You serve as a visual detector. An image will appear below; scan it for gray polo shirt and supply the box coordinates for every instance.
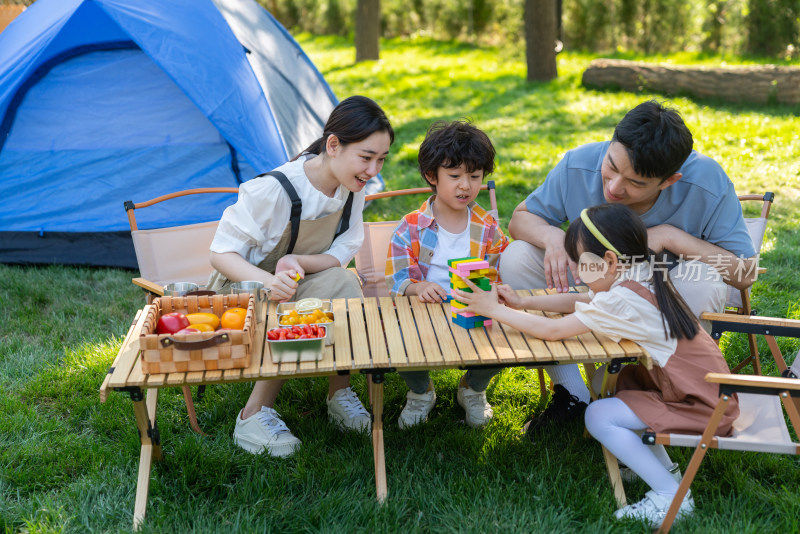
[524,141,755,258]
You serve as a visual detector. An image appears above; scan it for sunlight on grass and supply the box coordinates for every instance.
[2,36,800,534]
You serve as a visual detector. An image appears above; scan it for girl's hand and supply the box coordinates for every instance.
[453,279,501,317]
[272,255,304,301]
[496,284,522,309]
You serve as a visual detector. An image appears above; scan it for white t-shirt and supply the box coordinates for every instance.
[210,155,365,267]
[427,219,470,292]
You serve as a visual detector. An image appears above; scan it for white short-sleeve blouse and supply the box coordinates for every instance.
[572,265,678,367]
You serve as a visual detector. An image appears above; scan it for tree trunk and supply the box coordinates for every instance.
[355,0,380,63]
[524,0,557,82]
[582,59,800,105]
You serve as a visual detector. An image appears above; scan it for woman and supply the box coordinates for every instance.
[208,96,394,456]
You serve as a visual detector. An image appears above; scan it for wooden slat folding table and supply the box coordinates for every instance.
[101,291,648,529]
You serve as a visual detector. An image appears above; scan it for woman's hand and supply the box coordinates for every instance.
[452,279,502,317]
[271,255,304,301]
[496,284,523,309]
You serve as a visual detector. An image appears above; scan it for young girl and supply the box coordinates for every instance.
[454,203,739,528]
[207,96,394,457]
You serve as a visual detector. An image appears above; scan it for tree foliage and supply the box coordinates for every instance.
[258,0,800,59]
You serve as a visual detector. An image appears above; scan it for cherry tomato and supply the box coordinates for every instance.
[267,330,279,340]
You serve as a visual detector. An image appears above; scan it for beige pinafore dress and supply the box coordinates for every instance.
[206,172,362,301]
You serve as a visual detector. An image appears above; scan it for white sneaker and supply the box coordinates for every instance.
[327,387,371,432]
[614,489,694,528]
[620,462,682,484]
[233,407,300,457]
[398,389,436,429]
[457,386,494,427]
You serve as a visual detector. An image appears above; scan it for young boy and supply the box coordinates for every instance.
[385,120,509,429]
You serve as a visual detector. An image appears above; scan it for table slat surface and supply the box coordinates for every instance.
[105,295,645,390]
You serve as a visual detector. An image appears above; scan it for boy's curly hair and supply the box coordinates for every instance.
[418,120,495,190]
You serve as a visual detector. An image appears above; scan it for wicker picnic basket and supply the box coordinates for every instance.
[139,293,255,374]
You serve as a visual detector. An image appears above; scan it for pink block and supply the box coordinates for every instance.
[483,319,493,326]
[453,307,476,317]
[456,259,490,270]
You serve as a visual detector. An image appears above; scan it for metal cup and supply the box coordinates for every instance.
[163,282,199,297]
[231,281,265,323]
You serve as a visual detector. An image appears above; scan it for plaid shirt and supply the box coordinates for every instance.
[385,195,509,297]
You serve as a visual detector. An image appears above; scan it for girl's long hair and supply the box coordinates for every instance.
[294,95,394,160]
[564,203,698,340]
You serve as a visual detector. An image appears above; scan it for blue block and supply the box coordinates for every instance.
[452,313,487,329]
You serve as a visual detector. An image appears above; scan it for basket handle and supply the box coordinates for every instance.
[160,332,231,350]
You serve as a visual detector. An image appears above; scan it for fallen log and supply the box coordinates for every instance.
[582,58,800,105]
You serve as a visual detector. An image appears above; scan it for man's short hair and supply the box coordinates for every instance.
[612,100,693,181]
[418,120,495,189]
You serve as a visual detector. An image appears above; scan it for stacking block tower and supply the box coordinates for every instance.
[448,257,494,328]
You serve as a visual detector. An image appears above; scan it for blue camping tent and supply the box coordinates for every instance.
[0,0,380,267]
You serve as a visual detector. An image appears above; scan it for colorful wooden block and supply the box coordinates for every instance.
[450,277,491,290]
[452,259,490,271]
[451,313,488,329]
[447,257,478,268]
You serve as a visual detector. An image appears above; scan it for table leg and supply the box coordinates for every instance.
[130,388,161,530]
[369,375,387,503]
[601,445,627,507]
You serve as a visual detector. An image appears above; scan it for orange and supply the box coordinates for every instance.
[220,307,247,329]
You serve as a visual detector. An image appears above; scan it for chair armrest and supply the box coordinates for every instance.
[132,277,165,297]
[705,372,800,392]
[702,312,800,339]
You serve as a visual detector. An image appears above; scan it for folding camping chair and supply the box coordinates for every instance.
[600,314,800,534]
[124,187,239,300]
[124,187,238,435]
[355,182,550,398]
[713,192,775,374]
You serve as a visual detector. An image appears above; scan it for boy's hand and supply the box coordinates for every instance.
[453,279,501,316]
[496,284,522,309]
[407,281,449,303]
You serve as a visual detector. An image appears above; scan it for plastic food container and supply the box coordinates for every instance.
[267,327,326,363]
[276,300,335,346]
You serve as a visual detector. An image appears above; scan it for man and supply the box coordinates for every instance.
[501,100,757,437]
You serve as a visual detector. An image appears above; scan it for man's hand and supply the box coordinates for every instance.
[543,240,580,293]
[406,281,448,303]
[508,205,579,292]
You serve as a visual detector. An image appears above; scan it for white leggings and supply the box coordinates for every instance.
[585,397,680,498]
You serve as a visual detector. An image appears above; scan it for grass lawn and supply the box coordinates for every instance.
[1,36,799,533]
